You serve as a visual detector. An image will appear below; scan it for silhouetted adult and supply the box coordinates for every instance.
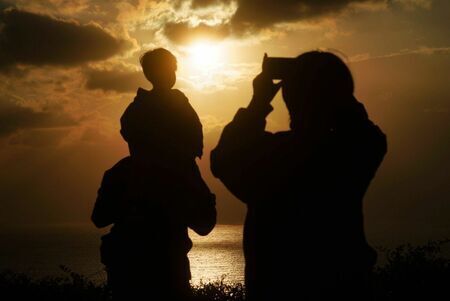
[211,51,387,300]
[92,48,216,301]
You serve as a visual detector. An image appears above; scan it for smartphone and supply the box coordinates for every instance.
[263,56,297,79]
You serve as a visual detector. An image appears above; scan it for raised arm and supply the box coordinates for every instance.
[210,72,281,203]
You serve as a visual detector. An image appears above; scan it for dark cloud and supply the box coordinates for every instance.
[167,1,382,41]
[191,0,232,9]
[84,67,147,93]
[0,8,133,70]
[0,97,77,137]
[228,0,382,32]
[163,22,230,44]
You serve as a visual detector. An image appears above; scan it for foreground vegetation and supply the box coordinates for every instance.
[1,240,449,300]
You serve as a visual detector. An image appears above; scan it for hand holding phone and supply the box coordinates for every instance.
[248,54,283,109]
[263,54,297,79]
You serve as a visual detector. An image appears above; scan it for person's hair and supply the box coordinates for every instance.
[283,51,355,128]
[292,51,353,97]
[139,48,177,86]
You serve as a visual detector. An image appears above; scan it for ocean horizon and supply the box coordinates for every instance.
[1,223,449,285]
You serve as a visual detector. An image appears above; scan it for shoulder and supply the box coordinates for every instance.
[135,87,150,100]
[121,88,149,116]
[112,156,132,168]
[129,88,153,108]
[170,89,200,120]
[104,156,132,181]
[170,89,190,104]
[171,88,187,98]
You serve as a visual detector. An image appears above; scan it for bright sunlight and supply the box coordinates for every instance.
[181,40,229,90]
[187,41,223,69]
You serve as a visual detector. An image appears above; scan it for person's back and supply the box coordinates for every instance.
[211,51,387,300]
[92,155,215,300]
[92,157,183,297]
[239,105,384,298]
[121,87,203,163]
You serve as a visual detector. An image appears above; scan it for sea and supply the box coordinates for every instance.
[1,223,449,285]
[0,224,245,284]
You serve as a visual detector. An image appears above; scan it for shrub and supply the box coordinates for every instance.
[373,239,450,300]
[1,240,449,300]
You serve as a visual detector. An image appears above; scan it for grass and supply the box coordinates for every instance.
[0,266,106,301]
[1,240,449,300]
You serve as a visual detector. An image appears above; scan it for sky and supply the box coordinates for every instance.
[0,0,449,242]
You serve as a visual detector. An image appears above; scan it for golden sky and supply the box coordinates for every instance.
[0,0,449,240]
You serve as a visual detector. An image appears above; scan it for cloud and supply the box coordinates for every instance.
[0,96,77,137]
[199,114,227,134]
[0,8,133,70]
[9,0,91,16]
[163,21,230,45]
[179,61,259,92]
[191,0,232,9]
[350,46,450,62]
[163,0,386,42]
[84,67,147,93]
[393,0,432,10]
[8,128,70,147]
[230,0,384,32]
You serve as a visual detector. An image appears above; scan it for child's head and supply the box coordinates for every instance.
[140,48,177,90]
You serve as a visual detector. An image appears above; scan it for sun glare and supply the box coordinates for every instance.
[188,41,223,69]
[181,40,228,90]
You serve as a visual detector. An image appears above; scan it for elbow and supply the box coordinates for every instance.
[91,212,111,229]
[92,220,111,229]
[191,211,217,236]
[193,222,216,236]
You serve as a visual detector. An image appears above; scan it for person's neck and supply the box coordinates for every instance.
[152,86,171,92]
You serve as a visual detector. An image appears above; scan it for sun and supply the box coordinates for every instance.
[181,40,227,89]
[187,41,224,71]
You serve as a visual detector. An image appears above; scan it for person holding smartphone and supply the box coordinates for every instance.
[211,51,387,300]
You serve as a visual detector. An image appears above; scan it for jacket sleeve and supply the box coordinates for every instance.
[184,100,204,159]
[176,91,204,159]
[210,102,274,203]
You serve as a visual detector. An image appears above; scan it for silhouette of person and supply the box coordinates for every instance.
[121,48,203,162]
[211,51,387,300]
[92,48,216,301]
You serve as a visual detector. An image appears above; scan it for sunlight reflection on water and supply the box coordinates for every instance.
[2,223,448,285]
[189,225,244,284]
[0,224,245,284]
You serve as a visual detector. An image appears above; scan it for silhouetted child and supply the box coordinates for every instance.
[120,48,203,162]
[92,48,216,301]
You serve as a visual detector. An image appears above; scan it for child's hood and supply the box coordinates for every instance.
[134,87,189,104]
